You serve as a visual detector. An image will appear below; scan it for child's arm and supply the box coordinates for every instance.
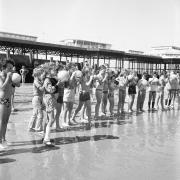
[86,76,94,86]
[34,79,44,91]
[137,79,141,88]
[0,72,12,90]
[43,78,56,93]
[102,73,108,83]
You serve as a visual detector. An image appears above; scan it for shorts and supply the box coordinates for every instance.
[103,91,108,94]
[0,98,10,108]
[128,86,136,95]
[57,96,63,104]
[170,89,177,94]
[79,92,90,102]
[43,94,56,113]
[63,89,75,102]
[32,96,45,110]
[108,92,114,98]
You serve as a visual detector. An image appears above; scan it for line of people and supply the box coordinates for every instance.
[28,61,180,146]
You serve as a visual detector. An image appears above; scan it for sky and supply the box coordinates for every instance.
[0,0,180,51]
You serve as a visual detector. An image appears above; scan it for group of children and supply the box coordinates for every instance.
[28,60,180,146]
[1,57,180,149]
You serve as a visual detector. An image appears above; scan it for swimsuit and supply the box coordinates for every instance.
[79,91,90,102]
[0,98,10,107]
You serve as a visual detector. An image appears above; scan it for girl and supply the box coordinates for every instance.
[28,67,45,132]
[156,71,166,110]
[42,63,60,146]
[127,71,138,113]
[148,72,159,111]
[54,64,64,131]
[136,72,148,112]
[71,68,94,128]
[62,63,78,128]
[108,74,116,116]
[116,70,128,114]
[94,65,108,119]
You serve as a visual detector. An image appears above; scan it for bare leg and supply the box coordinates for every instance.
[35,108,43,131]
[71,101,84,121]
[54,103,62,129]
[44,111,54,144]
[85,100,92,123]
[2,106,11,141]
[62,102,69,125]
[95,90,102,118]
[101,93,108,115]
[109,96,114,115]
[0,104,7,143]
[68,102,74,125]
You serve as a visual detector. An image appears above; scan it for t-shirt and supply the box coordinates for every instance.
[158,76,166,91]
[116,76,127,91]
[169,74,178,89]
[149,77,159,91]
[138,78,148,91]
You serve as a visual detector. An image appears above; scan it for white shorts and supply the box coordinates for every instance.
[63,88,75,103]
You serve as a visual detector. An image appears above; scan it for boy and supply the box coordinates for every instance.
[0,59,19,150]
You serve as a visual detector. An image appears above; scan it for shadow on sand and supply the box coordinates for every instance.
[0,135,119,157]
[0,158,16,164]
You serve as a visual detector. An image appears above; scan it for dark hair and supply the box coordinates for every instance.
[56,64,64,72]
[2,59,15,70]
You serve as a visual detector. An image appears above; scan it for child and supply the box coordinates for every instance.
[54,64,65,131]
[169,71,178,109]
[156,71,166,110]
[136,72,148,112]
[94,65,108,119]
[28,67,45,132]
[108,74,116,116]
[101,64,109,116]
[62,63,77,127]
[127,71,138,113]
[148,72,159,110]
[42,64,60,146]
[116,70,128,114]
[71,68,94,128]
[0,59,20,150]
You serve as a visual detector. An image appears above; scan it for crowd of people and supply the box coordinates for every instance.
[1,58,180,149]
[27,60,180,146]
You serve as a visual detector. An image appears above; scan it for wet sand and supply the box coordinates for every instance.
[0,84,180,180]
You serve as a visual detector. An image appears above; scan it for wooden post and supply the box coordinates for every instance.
[97,54,99,68]
[116,58,117,69]
[36,50,38,59]
[77,55,79,63]
[71,55,73,62]
[45,50,47,60]
[59,53,62,62]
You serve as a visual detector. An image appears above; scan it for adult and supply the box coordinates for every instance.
[20,65,29,83]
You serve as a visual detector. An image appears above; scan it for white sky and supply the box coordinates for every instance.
[0,0,180,51]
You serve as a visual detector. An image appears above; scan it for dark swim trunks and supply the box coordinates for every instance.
[79,92,90,102]
[57,96,63,104]
[0,98,10,107]
[128,85,136,95]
